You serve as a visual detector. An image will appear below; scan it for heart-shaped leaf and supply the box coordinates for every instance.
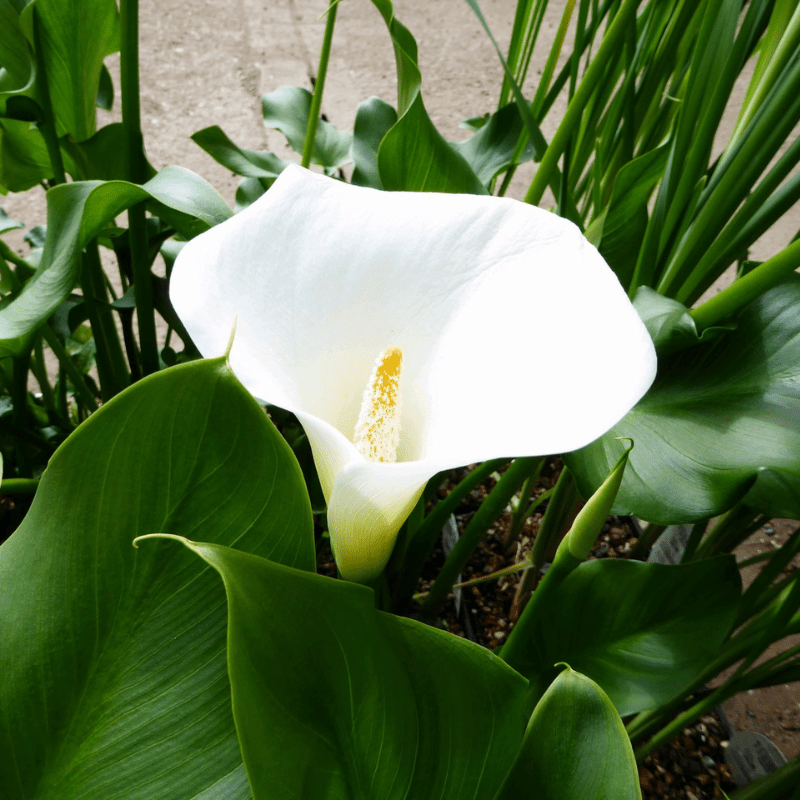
[567,278,800,522]
[147,536,529,800]
[501,556,741,716]
[369,0,487,194]
[0,358,314,799]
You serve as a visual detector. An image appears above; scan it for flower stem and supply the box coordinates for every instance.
[301,0,339,169]
[40,325,99,413]
[393,458,508,612]
[690,238,800,332]
[120,0,159,376]
[0,478,40,496]
[80,241,129,400]
[420,457,540,617]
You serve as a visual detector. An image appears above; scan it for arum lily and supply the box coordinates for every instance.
[170,165,656,583]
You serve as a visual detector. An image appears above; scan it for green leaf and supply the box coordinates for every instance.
[567,278,800,523]
[261,85,352,169]
[192,125,291,179]
[632,285,734,354]
[0,117,52,192]
[351,96,397,189]
[590,145,669,289]
[501,556,741,716]
[369,0,487,194]
[0,0,34,97]
[151,536,529,800]
[0,206,23,234]
[0,358,315,799]
[21,0,119,141]
[0,167,230,348]
[60,122,157,182]
[451,102,534,188]
[495,666,641,800]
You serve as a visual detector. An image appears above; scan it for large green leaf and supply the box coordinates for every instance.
[501,556,741,716]
[150,536,529,800]
[369,0,487,194]
[495,667,641,800]
[0,357,315,799]
[567,278,800,523]
[20,0,119,141]
[0,167,230,348]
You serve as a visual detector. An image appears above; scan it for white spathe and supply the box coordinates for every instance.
[170,165,657,583]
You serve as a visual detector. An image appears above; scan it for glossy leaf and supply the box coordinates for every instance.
[0,358,314,799]
[151,536,529,800]
[60,122,157,182]
[495,666,641,800]
[567,278,800,523]
[351,96,397,189]
[261,85,352,169]
[0,167,230,347]
[588,145,669,288]
[20,0,119,141]
[501,556,741,716]
[0,117,52,192]
[0,0,33,98]
[192,124,291,179]
[369,0,487,194]
[451,102,534,188]
[632,286,734,354]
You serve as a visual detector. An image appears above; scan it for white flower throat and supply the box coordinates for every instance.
[353,347,403,463]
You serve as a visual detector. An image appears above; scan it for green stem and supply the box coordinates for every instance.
[506,485,553,552]
[693,502,763,560]
[120,0,158,376]
[41,326,99,412]
[420,457,541,617]
[729,755,800,800]
[524,0,643,206]
[633,682,729,761]
[501,535,583,675]
[690,239,800,332]
[301,0,339,169]
[679,519,709,563]
[30,333,62,426]
[394,458,507,611]
[32,8,67,185]
[0,478,40,496]
[11,346,33,477]
[504,457,545,551]
[629,521,667,559]
[80,242,129,400]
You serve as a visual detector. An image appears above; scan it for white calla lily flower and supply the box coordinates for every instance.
[170,165,656,583]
